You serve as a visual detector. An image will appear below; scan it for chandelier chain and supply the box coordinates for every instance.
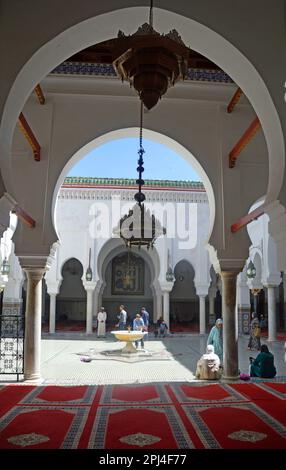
[149,0,153,28]
[139,100,144,151]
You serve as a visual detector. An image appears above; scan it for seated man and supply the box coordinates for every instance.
[250,344,276,378]
[196,345,222,380]
[158,320,168,338]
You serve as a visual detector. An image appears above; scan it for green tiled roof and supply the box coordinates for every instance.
[63,176,205,190]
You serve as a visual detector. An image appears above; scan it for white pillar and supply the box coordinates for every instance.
[267,285,277,341]
[156,293,162,321]
[209,295,214,315]
[84,282,97,334]
[86,288,93,334]
[199,295,206,334]
[93,288,99,320]
[49,293,56,333]
[24,268,45,381]
[163,291,170,328]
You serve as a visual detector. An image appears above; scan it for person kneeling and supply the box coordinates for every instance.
[250,344,276,378]
[196,345,222,380]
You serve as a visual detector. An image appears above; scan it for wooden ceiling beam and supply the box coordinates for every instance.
[18,112,41,161]
[231,205,264,233]
[227,87,243,113]
[34,84,45,104]
[229,117,261,168]
[11,205,36,228]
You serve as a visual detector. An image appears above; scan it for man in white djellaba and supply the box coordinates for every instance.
[97,307,107,337]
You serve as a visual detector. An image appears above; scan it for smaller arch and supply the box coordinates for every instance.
[170,259,198,329]
[97,237,160,284]
[56,257,86,329]
[52,129,215,245]
[103,253,153,323]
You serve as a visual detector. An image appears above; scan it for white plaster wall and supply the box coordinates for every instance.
[45,186,212,306]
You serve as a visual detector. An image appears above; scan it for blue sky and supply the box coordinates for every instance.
[68,138,201,181]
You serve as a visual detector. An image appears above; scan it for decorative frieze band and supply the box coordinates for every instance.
[58,188,208,204]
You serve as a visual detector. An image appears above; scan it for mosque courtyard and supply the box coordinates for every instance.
[3,332,284,385]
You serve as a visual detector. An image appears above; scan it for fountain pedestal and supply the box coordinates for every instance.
[111,330,146,354]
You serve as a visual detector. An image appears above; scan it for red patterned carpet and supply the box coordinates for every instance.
[1,381,286,449]
[261,330,286,341]
[42,322,200,333]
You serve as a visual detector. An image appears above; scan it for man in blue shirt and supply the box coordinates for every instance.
[141,307,149,342]
[141,307,149,327]
[133,313,145,349]
[118,305,127,330]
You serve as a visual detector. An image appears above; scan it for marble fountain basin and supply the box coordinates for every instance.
[111,330,147,354]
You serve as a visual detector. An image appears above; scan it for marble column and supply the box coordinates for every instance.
[49,293,56,334]
[84,282,97,334]
[199,295,206,334]
[24,268,45,381]
[221,271,239,381]
[267,285,277,341]
[93,288,99,321]
[86,288,94,334]
[208,287,216,326]
[156,293,162,320]
[163,291,170,328]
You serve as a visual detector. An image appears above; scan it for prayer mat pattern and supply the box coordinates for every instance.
[0,382,286,449]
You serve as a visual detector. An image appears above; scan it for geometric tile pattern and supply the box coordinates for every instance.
[51,62,234,84]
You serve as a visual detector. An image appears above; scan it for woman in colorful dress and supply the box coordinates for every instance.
[247,313,261,351]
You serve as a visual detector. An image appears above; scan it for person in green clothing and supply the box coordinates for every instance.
[250,344,277,378]
[207,318,223,363]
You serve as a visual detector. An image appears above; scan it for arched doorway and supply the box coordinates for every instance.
[101,251,154,326]
[97,238,159,327]
[56,258,86,331]
[170,260,198,331]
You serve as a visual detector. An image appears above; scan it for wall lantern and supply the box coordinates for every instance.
[246,260,256,279]
[1,258,10,276]
[85,248,93,281]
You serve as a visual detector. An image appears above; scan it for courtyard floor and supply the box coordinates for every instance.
[1,332,285,385]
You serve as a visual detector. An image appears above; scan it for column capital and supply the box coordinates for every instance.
[24,267,45,281]
[48,291,58,297]
[219,259,245,273]
[160,283,173,293]
[83,281,97,291]
[247,280,263,291]
[220,269,241,279]
[263,274,281,287]
[160,281,175,292]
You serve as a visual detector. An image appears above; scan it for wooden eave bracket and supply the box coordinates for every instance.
[11,205,36,228]
[229,117,261,168]
[34,84,45,105]
[227,87,243,113]
[231,205,264,233]
[18,112,41,161]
